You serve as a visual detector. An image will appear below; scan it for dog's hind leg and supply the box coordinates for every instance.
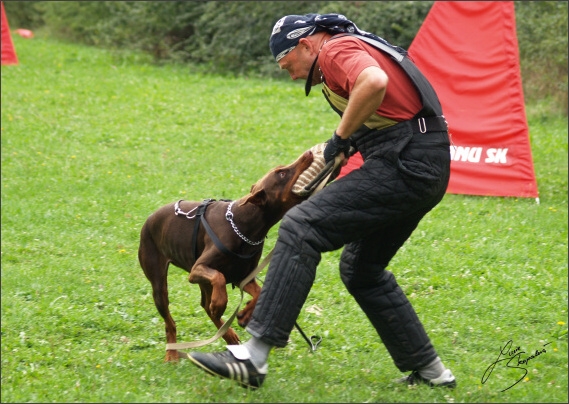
[139,234,179,362]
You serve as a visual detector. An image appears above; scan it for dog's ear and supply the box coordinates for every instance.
[240,189,267,207]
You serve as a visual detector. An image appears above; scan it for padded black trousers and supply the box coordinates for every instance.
[246,121,450,372]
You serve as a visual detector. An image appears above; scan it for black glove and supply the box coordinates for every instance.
[324,132,351,163]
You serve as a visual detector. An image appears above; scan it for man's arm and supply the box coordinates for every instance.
[335,65,388,139]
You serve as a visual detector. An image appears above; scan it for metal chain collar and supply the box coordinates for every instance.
[225,201,264,246]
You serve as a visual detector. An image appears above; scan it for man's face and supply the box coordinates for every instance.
[277,40,316,82]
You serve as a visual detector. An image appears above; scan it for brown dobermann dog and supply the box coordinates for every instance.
[139,150,315,362]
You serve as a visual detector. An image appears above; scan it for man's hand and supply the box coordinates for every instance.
[324,132,351,163]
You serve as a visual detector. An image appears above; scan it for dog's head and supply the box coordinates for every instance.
[240,149,314,216]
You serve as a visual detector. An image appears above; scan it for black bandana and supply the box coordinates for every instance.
[269,13,399,62]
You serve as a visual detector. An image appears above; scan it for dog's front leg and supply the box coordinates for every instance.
[190,264,241,345]
[190,264,228,320]
[237,279,262,328]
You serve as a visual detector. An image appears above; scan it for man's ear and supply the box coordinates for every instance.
[240,189,267,207]
[298,37,315,54]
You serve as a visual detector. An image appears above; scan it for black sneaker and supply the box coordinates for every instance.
[397,369,456,388]
[188,350,267,389]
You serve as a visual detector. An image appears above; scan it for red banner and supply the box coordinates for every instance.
[339,1,538,199]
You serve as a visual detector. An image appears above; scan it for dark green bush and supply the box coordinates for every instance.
[2,1,44,29]
[515,1,568,112]
[173,1,331,75]
[3,1,566,112]
[3,1,429,73]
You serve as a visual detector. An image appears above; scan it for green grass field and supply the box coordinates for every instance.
[1,34,567,403]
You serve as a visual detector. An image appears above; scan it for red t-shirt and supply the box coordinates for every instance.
[319,36,422,122]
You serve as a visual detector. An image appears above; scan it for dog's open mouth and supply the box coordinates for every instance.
[292,143,329,196]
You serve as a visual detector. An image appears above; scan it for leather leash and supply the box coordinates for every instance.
[166,249,274,358]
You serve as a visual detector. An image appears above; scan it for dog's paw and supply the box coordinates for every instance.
[223,328,241,345]
[237,311,253,328]
[237,317,249,328]
[237,303,255,327]
[164,350,180,362]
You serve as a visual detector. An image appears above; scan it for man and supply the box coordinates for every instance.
[188,13,456,390]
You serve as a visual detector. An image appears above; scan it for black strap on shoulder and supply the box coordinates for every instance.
[192,199,260,261]
[345,34,405,62]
